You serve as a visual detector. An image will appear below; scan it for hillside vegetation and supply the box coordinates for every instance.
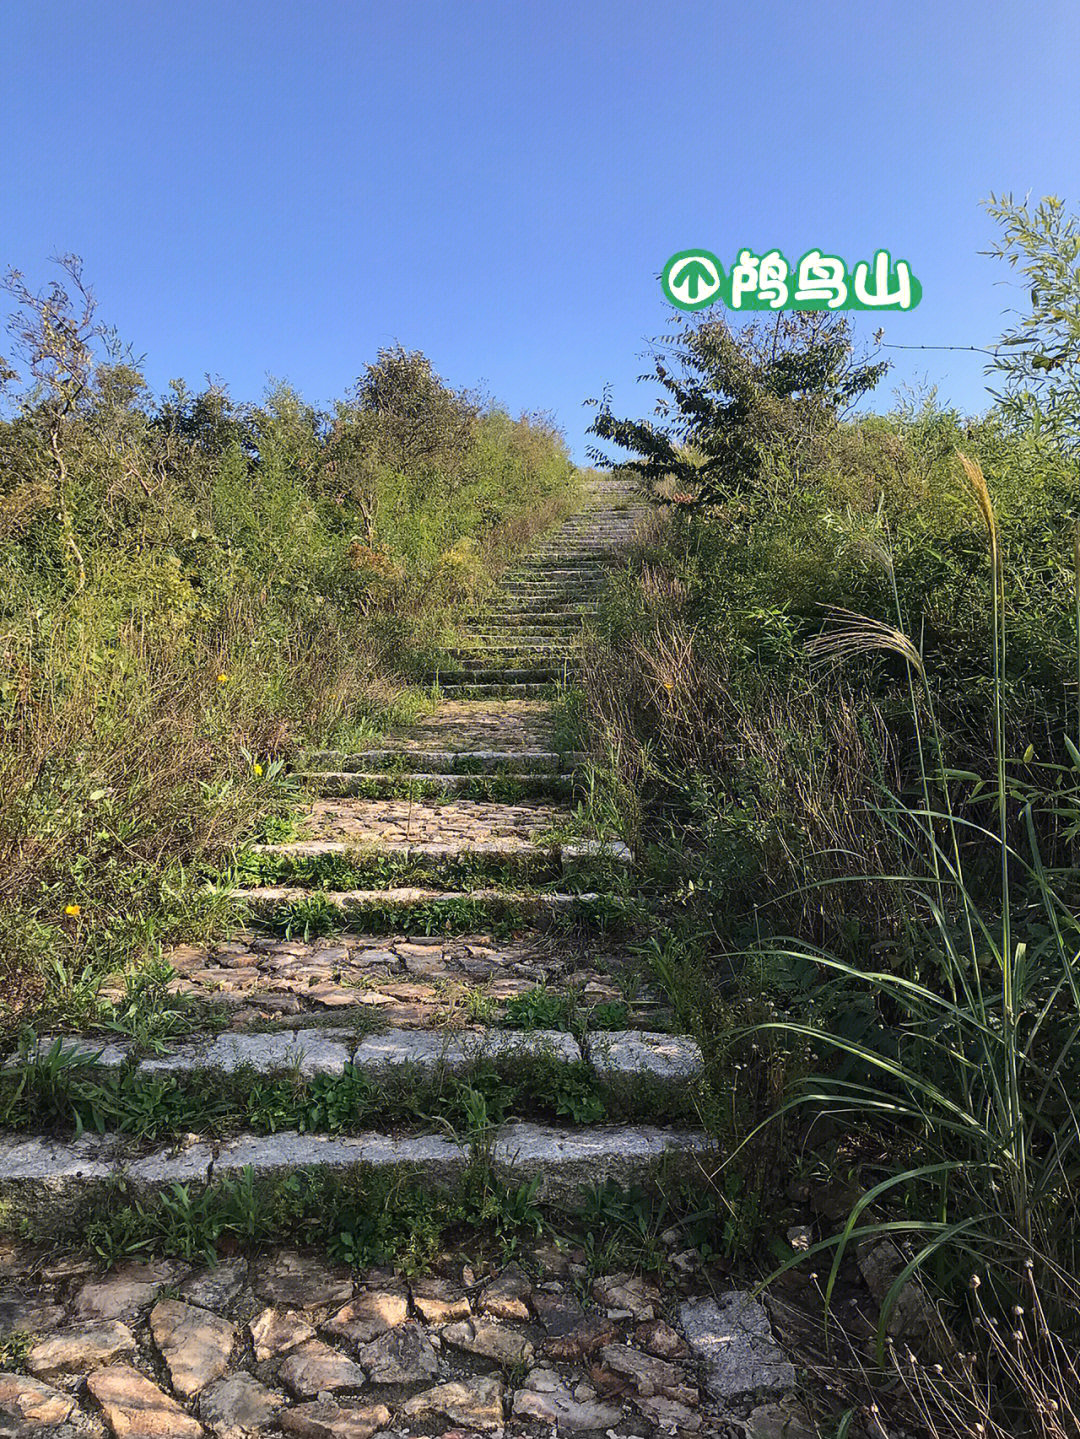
[581,196,1080,1435]
[0,259,579,1029]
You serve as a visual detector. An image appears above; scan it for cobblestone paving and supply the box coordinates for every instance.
[158,933,670,1027]
[294,798,567,848]
[386,701,554,753]
[0,1242,806,1438]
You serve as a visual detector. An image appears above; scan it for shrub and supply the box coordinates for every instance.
[0,259,580,1031]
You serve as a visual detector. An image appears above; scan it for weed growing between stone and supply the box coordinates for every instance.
[11,1160,722,1278]
[0,1041,699,1141]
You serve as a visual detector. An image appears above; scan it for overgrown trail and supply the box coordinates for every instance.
[0,480,803,1437]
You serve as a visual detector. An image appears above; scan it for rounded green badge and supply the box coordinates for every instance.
[662,250,724,311]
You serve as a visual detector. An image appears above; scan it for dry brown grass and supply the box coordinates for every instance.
[579,617,905,942]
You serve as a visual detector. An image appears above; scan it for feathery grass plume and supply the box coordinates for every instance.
[742,447,1080,1408]
[956,452,1014,1038]
[957,452,999,555]
[804,604,924,675]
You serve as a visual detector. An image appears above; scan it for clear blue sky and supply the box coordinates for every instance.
[5,0,1079,460]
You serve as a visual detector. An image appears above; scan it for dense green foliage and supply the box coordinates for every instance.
[0,260,578,1029]
[587,388,1080,947]
[588,310,886,504]
[583,203,1080,1433]
[22,1162,713,1279]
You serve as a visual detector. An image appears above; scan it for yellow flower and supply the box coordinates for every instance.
[64,904,81,917]
[253,762,263,777]
[663,681,674,691]
[217,673,231,684]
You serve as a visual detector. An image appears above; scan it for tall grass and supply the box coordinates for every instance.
[749,455,1080,1431]
[0,264,581,1032]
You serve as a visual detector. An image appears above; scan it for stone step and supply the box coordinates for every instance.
[478,610,596,624]
[536,529,644,538]
[248,836,632,879]
[484,597,600,610]
[542,517,646,527]
[500,583,602,595]
[17,1025,703,1098]
[446,656,576,668]
[438,682,556,699]
[383,698,555,744]
[513,556,612,566]
[155,928,662,1023]
[521,557,614,567]
[529,535,630,544]
[467,614,581,624]
[296,771,576,800]
[506,567,606,580]
[299,750,586,774]
[463,623,583,634]
[504,569,606,577]
[234,885,624,932]
[262,796,571,846]
[433,667,566,685]
[467,624,588,637]
[0,1121,709,1217]
[445,659,575,673]
[447,644,577,657]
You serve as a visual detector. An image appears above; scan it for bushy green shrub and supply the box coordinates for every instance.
[0,260,579,1028]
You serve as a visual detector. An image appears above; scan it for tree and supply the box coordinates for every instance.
[983,193,1080,453]
[2,255,108,589]
[350,346,478,476]
[587,311,887,507]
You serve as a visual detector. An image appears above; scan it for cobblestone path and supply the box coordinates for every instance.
[0,480,805,1438]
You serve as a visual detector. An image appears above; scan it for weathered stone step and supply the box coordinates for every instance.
[446,658,575,671]
[542,517,645,526]
[1,1123,708,1220]
[155,928,662,1025]
[478,610,596,625]
[454,634,579,647]
[500,584,602,597]
[262,796,571,848]
[466,626,586,640]
[464,622,582,633]
[249,837,631,880]
[296,771,578,805]
[506,567,606,581]
[488,589,603,601]
[529,537,632,545]
[299,750,586,774]
[434,667,566,685]
[382,698,555,751]
[445,660,575,675]
[250,838,589,863]
[533,530,643,541]
[521,566,611,574]
[504,569,605,578]
[18,1025,702,1093]
[438,682,556,699]
[458,646,577,658]
[235,885,622,931]
[515,546,612,556]
[296,770,576,800]
[487,605,595,620]
[447,645,576,659]
[500,571,605,582]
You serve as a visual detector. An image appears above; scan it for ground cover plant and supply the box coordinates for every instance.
[0,258,580,1035]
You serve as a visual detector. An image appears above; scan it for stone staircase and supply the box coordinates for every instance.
[434,482,647,698]
[0,478,804,1438]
